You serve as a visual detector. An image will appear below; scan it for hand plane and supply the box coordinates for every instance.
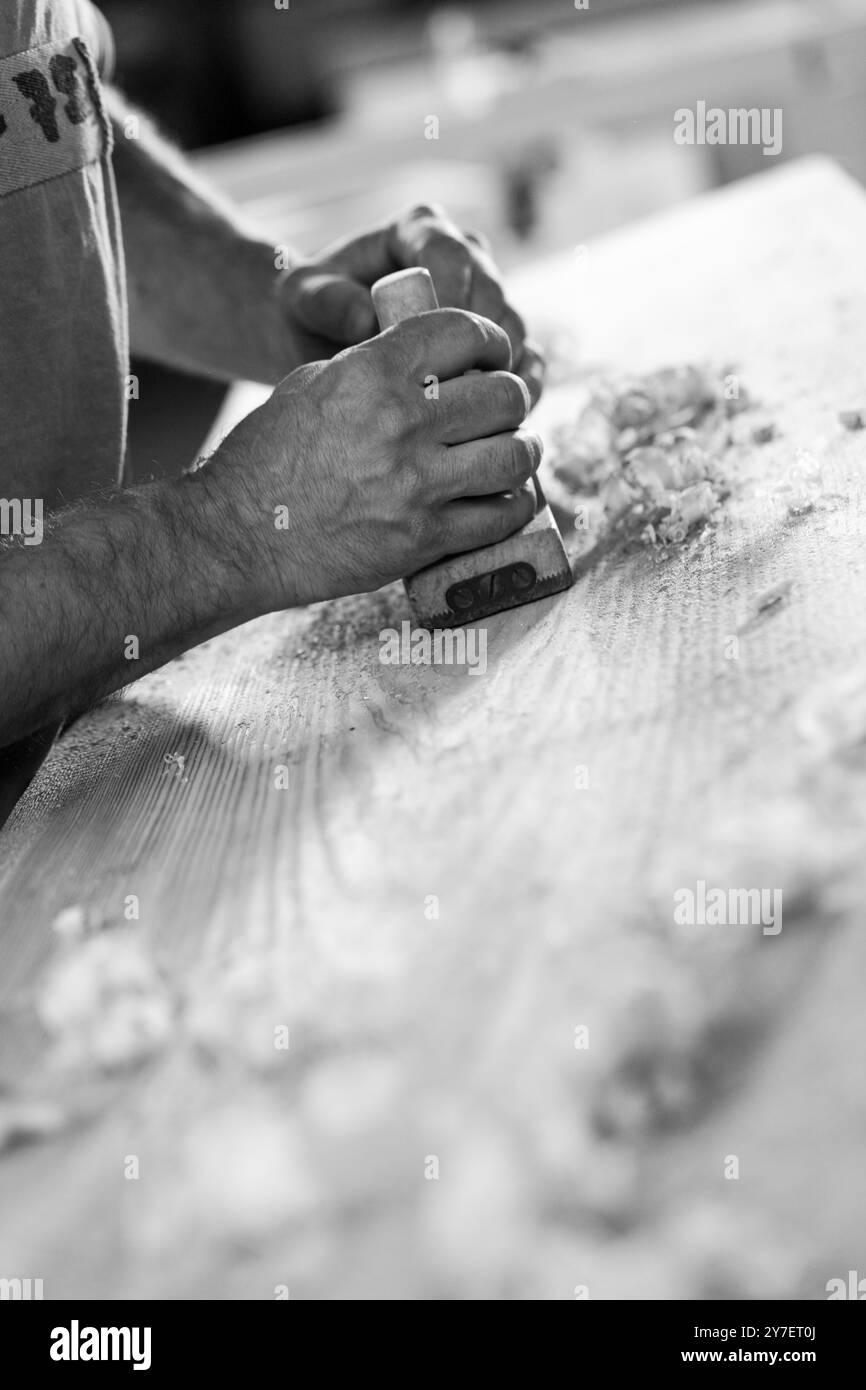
[371,266,572,629]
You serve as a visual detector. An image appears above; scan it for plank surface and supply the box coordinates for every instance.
[2,158,866,1299]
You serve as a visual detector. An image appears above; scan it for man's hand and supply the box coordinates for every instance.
[107,87,544,398]
[0,308,539,750]
[204,308,541,608]
[279,205,546,407]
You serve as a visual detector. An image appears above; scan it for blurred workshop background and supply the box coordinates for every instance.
[100,0,866,468]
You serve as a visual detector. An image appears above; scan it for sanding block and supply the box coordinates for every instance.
[371,267,573,628]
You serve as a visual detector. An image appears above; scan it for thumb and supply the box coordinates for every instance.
[282,268,377,345]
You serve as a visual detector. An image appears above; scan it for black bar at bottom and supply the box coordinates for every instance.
[0,1298,862,1375]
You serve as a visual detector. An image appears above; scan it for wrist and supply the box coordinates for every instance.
[172,466,266,628]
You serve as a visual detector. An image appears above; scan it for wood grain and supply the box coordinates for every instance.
[2,159,866,1299]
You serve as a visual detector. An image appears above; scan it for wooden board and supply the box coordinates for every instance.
[2,158,866,1299]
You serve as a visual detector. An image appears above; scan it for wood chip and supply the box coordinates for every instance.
[751,422,777,444]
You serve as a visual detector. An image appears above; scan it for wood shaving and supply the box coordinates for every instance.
[549,365,744,548]
[751,422,778,444]
[795,665,866,756]
[0,1094,66,1154]
[184,952,293,1071]
[180,1101,319,1242]
[35,933,173,1073]
[51,905,87,941]
[754,579,794,615]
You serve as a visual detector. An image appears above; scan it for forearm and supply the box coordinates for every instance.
[0,472,254,749]
[107,88,300,385]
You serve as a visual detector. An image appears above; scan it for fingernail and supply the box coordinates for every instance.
[521,430,544,468]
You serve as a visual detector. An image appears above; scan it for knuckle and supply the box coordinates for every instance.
[274,359,324,396]
[434,307,496,366]
[459,307,489,345]
[472,280,506,323]
[398,461,424,506]
[464,226,491,252]
[391,436,434,500]
[377,393,411,443]
[335,341,373,382]
[465,310,509,360]
[408,200,445,222]
[406,506,439,555]
[433,230,470,257]
[426,230,473,270]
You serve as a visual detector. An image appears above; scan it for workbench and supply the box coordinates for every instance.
[2,158,866,1299]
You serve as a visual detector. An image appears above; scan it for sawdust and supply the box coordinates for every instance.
[180,1100,319,1242]
[737,578,795,632]
[754,578,794,613]
[751,422,778,444]
[0,1092,65,1155]
[666,1201,803,1300]
[35,932,173,1073]
[125,1091,322,1258]
[795,664,866,757]
[184,950,294,1071]
[52,904,88,941]
[301,1052,399,1137]
[547,364,752,551]
[163,751,187,782]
